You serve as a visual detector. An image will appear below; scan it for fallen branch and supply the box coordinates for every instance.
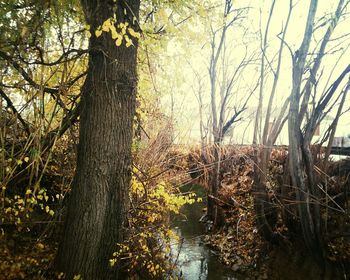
[208,194,247,210]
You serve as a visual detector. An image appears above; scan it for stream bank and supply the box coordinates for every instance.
[172,184,349,280]
[171,185,240,280]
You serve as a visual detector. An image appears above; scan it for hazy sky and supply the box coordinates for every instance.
[160,0,350,144]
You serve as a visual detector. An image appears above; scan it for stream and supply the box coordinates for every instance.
[171,185,239,280]
[170,185,347,280]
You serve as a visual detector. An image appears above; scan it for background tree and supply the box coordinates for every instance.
[252,0,293,241]
[253,0,350,265]
[288,0,350,263]
[205,0,256,225]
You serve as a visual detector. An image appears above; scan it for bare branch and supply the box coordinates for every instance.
[0,88,31,136]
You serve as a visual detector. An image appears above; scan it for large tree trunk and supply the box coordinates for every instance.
[55,1,140,279]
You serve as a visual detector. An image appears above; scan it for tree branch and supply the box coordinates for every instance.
[0,88,31,136]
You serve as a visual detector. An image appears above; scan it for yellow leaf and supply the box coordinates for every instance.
[24,157,29,162]
[95,29,102,38]
[109,259,116,266]
[102,19,111,32]
[128,27,140,39]
[110,25,118,39]
[115,37,123,46]
[121,27,126,35]
[36,243,44,250]
[125,35,133,48]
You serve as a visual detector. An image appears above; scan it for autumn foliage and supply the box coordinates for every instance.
[187,145,350,276]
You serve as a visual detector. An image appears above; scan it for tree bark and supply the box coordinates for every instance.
[55,1,140,279]
[288,0,321,258]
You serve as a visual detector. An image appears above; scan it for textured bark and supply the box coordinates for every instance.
[55,1,140,279]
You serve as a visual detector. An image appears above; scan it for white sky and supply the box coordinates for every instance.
[158,0,350,145]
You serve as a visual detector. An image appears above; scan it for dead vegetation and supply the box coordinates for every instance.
[186,145,350,277]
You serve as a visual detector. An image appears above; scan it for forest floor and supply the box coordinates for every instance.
[1,146,350,279]
[0,226,58,279]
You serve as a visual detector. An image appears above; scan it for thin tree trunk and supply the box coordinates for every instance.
[205,139,225,228]
[55,1,140,279]
[252,0,280,242]
[288,0,321,258]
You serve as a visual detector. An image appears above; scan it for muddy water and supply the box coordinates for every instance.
[171,185,240,280]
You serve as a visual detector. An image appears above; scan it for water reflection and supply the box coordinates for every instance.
[171,188,238,280]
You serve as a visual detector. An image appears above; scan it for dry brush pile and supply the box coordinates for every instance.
[187,146,266,273]
[186,145,350,276]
